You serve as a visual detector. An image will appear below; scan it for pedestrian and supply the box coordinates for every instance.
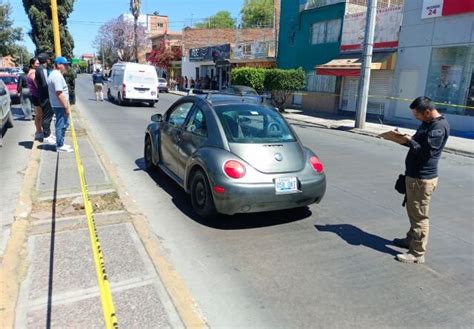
[17,66,33,120]
[392,96,450,264]
[92,69,105,101]
[47,57,73,153]
[27,58,42,136]
[184,76,188,89]
[35,53,55,144]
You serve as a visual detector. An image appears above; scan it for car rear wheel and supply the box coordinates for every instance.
[144,136,156,171]
[190,170,217,219]
[148,101,155,107]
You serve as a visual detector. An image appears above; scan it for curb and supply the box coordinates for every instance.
[285,115,474,159]
[74,99,208,328]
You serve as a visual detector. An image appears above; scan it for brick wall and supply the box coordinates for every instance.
[182,28,275,54]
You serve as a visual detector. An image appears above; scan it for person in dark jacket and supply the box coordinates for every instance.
[17,66,33,120]
[92,69,105,101]
[392,96,450,264]
[35,53,55,143]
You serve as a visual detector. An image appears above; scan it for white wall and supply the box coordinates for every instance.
[387,0,474,132]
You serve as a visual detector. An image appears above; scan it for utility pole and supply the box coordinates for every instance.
[50,0,61,56]
[355,0,377,129]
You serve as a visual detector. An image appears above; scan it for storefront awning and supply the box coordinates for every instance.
[316,51,397,77]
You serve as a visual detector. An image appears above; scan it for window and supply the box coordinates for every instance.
[216,104,296,143]
[311,19,341,44]
[167,102,194,127]
[425,45,474,116]
[186,108,207,136]
[306,72,337,93]
[157,23,164,28]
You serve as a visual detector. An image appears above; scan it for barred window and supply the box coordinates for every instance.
[307,72,337,93]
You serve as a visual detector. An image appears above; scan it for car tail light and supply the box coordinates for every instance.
[122,83,126,97]
[224,160,246,179]
[309,156,324,173]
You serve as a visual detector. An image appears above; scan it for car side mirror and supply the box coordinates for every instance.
[0,87,6,96]
[151,113,163,122]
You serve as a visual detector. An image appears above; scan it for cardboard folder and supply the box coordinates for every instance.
[378,130,411,145]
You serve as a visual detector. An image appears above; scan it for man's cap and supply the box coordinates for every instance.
[54,57,70,65]
[37,53,49,64]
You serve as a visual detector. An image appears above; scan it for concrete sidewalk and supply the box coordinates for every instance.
[11,112,186,328]
[168,90,473,157]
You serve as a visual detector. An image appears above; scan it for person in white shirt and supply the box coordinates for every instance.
[47,57,73,153]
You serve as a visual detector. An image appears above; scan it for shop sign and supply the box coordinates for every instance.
[340,6,402,52]
[233,42,271,59]
[421,0,443,19]
[189,44,231,62]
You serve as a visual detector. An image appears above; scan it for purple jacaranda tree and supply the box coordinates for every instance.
[93,18,147,63]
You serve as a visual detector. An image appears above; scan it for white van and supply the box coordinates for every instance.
[107,62,159,107]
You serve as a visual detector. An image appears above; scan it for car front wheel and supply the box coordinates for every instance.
[144,136,156,171]
[190,170,217,219]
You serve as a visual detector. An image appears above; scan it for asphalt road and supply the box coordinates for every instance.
[75,74,474,328]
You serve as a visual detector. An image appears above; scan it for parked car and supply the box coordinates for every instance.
[144,94,326,219]
[158,78,168,93]
[106,62,159,107]
[0,74,20,104]
[0,80,13,136]
[221,85,263,102]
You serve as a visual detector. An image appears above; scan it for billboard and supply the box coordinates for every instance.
[233,41,273,60]
[299,0,344,12]
[340,6,403,52]
[189,44,231,62]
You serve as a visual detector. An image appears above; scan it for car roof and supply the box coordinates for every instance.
[189,94,267,108]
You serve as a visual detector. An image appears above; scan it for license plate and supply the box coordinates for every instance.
[275,177,298,194]
[138,89,145,93]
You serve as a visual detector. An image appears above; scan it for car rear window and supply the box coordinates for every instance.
[126,70,156,84]
[215,104,296,143]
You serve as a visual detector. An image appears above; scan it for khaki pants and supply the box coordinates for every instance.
[405,176,438,256]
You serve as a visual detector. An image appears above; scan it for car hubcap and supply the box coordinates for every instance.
[195,180,206,208]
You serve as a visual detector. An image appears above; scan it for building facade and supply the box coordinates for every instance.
[386,0,474,133]
[278,0,403,112]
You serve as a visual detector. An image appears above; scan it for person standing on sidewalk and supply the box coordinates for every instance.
[27,58,41,129]
[393,96,450,264]
[17,66,33,120]
[35,53,55,143]
[47,57,73,153]
[92,69,105,101]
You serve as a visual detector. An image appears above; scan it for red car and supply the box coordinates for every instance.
[0,74,20,104]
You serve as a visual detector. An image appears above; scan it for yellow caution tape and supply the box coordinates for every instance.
[69,111,118,329]
[293,92,474,110]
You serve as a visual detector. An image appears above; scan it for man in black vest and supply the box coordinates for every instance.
[393,96,450,264]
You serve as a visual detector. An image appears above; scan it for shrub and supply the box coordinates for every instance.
[264,68,305,112]
[231,67,266,93]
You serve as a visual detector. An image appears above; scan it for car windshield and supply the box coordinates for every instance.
[0,76,17,84]
[126,70,156,84]
[215,104,296,143]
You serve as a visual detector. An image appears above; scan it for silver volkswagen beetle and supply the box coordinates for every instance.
[144,94,326,218]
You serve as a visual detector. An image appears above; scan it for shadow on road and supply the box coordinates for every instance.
[135,158,312,230]
[38,144,56,152]
[315,224,399,256]
[18,141,33,149]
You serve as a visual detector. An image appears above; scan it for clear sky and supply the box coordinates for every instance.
[10,0,244,57]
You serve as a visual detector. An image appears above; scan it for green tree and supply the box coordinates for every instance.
[195,11,236,29]
[22,0,75,58]
[231,67,266,93]
[241,0,274,28]
[264,68,305,112]
[0,1,23,56]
